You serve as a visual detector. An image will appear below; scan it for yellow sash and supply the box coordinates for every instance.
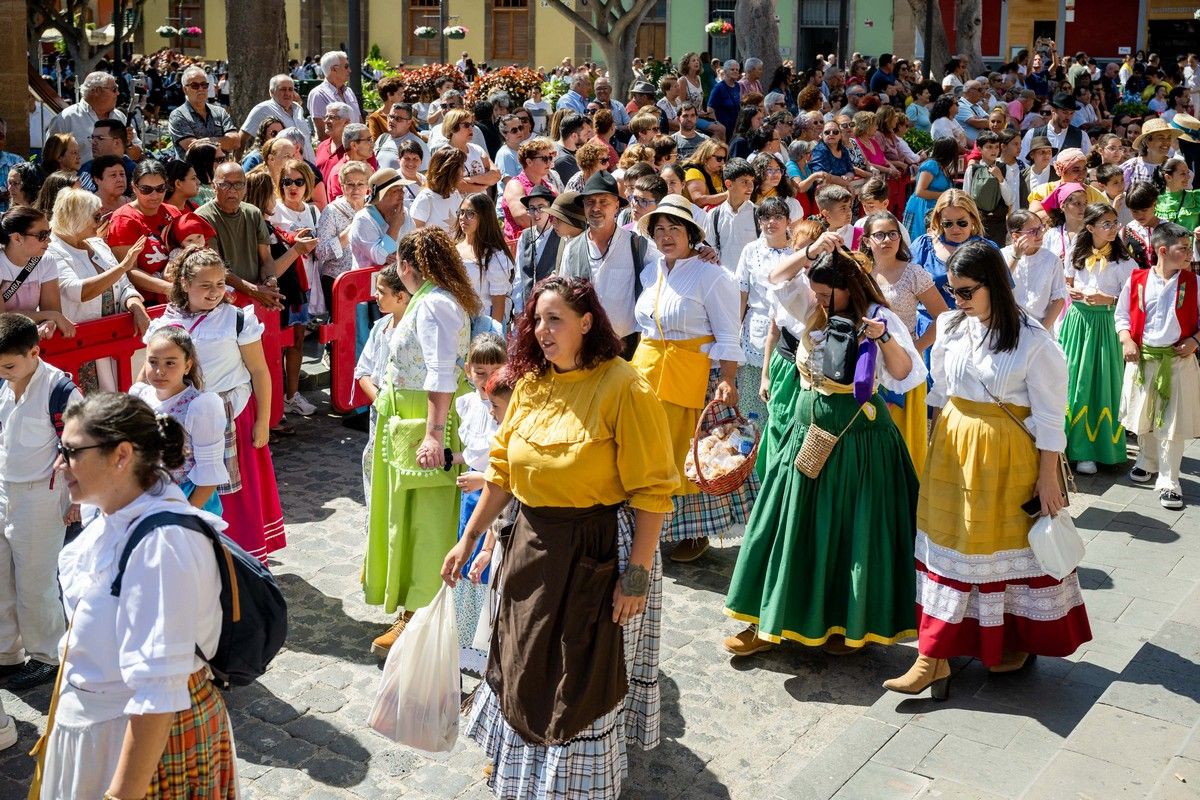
[631,335,715,409]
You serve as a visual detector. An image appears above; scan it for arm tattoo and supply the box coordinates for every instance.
[619,564,650,597]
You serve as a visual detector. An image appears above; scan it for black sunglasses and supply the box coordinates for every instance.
[949,283,985,301]
[280,177,306,188]
[940,218,971,229]
[56,441,113,462]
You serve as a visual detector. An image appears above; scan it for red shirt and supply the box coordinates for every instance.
[315,138,346,185]
[105,203,182,276]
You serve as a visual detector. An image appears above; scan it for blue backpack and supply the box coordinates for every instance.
[109,511,288,689]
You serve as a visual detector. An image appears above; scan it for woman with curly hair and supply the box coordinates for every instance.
[564,139,612,193]
[240,115,284,172]
[366,226,481,658]
[443,276,676,800]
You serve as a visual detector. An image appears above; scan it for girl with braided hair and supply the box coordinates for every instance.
[366,227,479,658]
[724,233,927,659]
[144,245,284,561]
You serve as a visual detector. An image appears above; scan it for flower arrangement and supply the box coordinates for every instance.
[414,26,438,39]
[443,25,469,39]
[706,20,733,36]
[156,25,179,37]
[467,65,545,106]
[1194,8,1200,19]
[181,26,203,36]
[541,76,570,111]
[391,63,469,103]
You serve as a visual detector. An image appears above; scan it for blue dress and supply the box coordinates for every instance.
[910,234,999,334]
[902,160,952,240]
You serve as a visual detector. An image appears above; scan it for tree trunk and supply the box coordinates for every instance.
[544,0,658,104]
[734,0,780,84]
[225,0,288,141]
[905,0,951,81]
[955,0,985,78]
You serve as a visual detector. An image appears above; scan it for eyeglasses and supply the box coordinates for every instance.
[22,229,52,242]
[457,209,477,219]
[280,177,306,188]
[56,441,112,463]
[454,123,473,131]
[839,123,853,129]
[1092,220,1119,231]
[388,115,412,123]
[764,168,783,176]
[527,154,554,163]
[528,206,549,216]
[1018,225,1046,236]
[186,82,209,90]
[713,155,727,162]
[504,127,523,136]
[940,218,971,229]
[948,283,985,301]
[215,181,247,191]
[868,230,901,242]
[343,181,369,190]
[134,183,167,194]
[823,130,840,136]
[630,196,656,209]
[91,213,106,223]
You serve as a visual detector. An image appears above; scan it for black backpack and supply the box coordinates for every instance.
[822,316,860,384]
[110,510,288,689]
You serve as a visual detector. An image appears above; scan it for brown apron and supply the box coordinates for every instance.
[486,503,627,745]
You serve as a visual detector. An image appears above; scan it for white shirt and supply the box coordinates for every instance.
[635,255,744,364]
[374,131,430,171]
[349,205,412,269]
[456,391,497,473]
[46,101,140,162]
[462,249,514,310]
[704,200,759,272]
[1019,122,1091,161]
[241,99,315,161]
[391,290,468,393]
[930,116,966,144]
[269,201,319,233]
[1065,255,1135,298]
[128,384,229,489]
[1042,226,1078,271]
[145,303,264,416]
[461,142,491,179]
[942,74,964,92]
[0,360,81,481]
[49,236,142,324]
[1116,269,1200,347]
[410,188,463,232]
[768,270,927,395]
[1001,246,1069,321]
[57,485,222,726]
[353,315,396,406]
[927,313,1068,451]
[735,238,794,366]
[562,226,659,338]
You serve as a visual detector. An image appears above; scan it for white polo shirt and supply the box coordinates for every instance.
[0,360,81,482]
[704,200,759,272]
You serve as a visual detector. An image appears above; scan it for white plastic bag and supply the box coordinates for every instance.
[471,541,502,652]
[368,584,460,751]
[1028,510,1085,580]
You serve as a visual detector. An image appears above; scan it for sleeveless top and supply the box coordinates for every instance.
[501,172,554,241]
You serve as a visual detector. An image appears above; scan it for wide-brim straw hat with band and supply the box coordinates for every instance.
[1167,113,1200,145]
[545,190,585,229]
[1133,118,1183,151]
[636,193,705,243]
[368,168,415,203]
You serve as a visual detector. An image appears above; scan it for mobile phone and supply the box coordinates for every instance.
[99,210,115,223]
[1022,493,1065,518]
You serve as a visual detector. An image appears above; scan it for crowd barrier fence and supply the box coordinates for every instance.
[317,266,380,415]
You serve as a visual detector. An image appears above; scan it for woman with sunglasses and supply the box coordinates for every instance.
[452,192,513,327]
[724,235,926,659]
[750,153,803,223]
[1060,203,1135,475]
[861,211,950,474]
[902,138,958,241]
[443,109,500,196]
[909,190,995,335]
[682,139,729,209]
[0,205,74,338]
[105,160,180,304]
[809,119,870,191]
[564,140,611,193]
[884,241,1090,699]
[501,137,562,241]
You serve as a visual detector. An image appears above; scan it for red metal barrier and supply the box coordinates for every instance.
[317,266,380,414]
[40,293,287,427]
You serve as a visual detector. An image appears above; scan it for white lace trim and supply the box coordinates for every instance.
[915,531,1046,583]
[916,569,1085,626]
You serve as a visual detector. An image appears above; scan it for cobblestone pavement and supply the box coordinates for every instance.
[1,395,1198,800]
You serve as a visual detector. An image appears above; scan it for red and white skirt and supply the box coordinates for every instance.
[219,396,285,561]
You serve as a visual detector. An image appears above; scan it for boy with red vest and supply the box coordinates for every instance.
[1115,221,1200,509]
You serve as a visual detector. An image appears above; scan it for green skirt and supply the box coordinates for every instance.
[724,389,919,646]
[754,349,801,480]
[1060,302,1126,465]
[364,386,463,613]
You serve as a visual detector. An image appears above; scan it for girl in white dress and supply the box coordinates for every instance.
[410,148,466,232]
[129,326,229,515]
[452,192,514,329]
[999,210,1068,330]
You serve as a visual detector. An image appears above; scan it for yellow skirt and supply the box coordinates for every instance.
[887,380,928,477]
[918,396,1038,556]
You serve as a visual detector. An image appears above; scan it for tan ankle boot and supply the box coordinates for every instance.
[371,610,415,658]
[989,651,1034,673]
[883,654,952,700]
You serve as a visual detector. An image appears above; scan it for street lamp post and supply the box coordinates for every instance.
[348,0,363,111]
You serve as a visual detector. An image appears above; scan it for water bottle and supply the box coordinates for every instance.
[738,439,753,457]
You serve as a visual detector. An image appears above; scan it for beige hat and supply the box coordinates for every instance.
[368,168,415,203]
[635,194,705,243]
[1168,113,1200,144]
[1133,118,1183,151]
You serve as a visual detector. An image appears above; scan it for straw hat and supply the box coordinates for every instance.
[368,168,414,203]
[636,194,705,242]
[1167,113,1200,144]
[1133,118,1182,151]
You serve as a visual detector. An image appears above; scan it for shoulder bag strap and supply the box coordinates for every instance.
[3,255,41,303]
[26,603,78,800]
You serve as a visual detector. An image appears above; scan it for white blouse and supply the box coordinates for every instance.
[269,202,319,233]
[388,289,469,393]
[456,391,497,473]
[129,383,229,488]
[354,315,398,403]
[1041,226,1077,272]
[410,188,464,232]
[146,303,264,416]
[769,269,927,395]
[462,142,490,179]
[56,484,222,723]
[1065,255,1135,298]
[927,312,1068,452]
[635,255,745,364]
[1116,269,1200,347]
[735,238,794,366]
[1000,246,1069,321]
[49,237,142,324]
[349,205,413,270]
[462,249,514,308]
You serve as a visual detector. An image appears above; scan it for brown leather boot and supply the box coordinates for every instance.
[370,610,415,658]
[822,634,864,656]
[883,654,952,700]
[989,651,1035,673]
[723,625,775,657]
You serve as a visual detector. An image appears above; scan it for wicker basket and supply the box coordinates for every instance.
[688,399,760,496]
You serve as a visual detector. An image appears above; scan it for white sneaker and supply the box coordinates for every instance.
[0,714,16,750]
[1075,461,1098,475]
[284,393,317,416]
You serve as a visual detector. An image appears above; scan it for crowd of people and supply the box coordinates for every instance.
[0,37,1196,799]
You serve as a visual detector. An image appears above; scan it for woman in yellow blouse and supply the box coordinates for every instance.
[442,276,677,800]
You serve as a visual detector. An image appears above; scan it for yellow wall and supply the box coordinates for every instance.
[368,0,406,64]
[533,2,579,71]
[139,0,300,62]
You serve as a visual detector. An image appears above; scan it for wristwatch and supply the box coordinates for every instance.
[877,330,892,344]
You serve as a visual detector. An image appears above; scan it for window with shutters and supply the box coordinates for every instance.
[635,0,668,60]
[408,0,440,60]
[171,1,205,57]
[491,0,530,63]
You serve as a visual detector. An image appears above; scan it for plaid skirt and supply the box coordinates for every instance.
[465,506,663,799]
[146,671,237,799]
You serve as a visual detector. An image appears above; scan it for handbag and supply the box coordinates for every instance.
[1027,510,1086,579]
[793,395,866,479]
[368,584,460,751]
[27,606,77,800]
[821,316,860,384]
